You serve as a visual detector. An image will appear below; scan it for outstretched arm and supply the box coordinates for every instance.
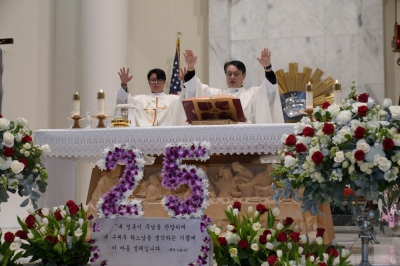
[118,67,133,91]
[256,48,276,85]
[183,49,197,71]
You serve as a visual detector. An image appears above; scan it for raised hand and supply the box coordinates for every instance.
[183,49,198,71]
[118,67,133,84]
[256,48,271,67]
[178,67,188,82]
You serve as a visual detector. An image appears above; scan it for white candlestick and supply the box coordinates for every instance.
[73,92,80,116]
[306,82,313,109]
[334,80,341,106]
[97,90,105,115]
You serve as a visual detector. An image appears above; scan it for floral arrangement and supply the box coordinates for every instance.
[96,143,146,218]
[208,201,352,266]
[10,200,91,266]
[0,228,27,266]
[272,84,400,217]
[0,116,49,209]
[161,141,210,219]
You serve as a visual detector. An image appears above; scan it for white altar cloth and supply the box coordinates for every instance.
[33,124,294,207]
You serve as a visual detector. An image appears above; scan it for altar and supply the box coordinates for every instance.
[34,124,335,243]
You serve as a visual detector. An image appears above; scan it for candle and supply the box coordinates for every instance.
[97,90,105,115]
[306,82,313,109]
[334,80,341,106]
[73,92,80,116]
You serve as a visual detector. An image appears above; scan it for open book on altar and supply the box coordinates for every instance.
[182,95,247,124]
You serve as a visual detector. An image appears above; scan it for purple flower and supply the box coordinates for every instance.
[89,238,96,244]
[93,222,102,232]
[90,253,99,263]
[88,215,94,221]
[100,261,108,266]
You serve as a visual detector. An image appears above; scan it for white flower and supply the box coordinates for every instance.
[293,225,299,232]
[252,222,261,231]
[352,102,367,112]
[294,123,306,135]
[300,234,307,243]
[327,104,340,118]
[75,228,83,238]
[301,116,311,124]
[287,242,293,249]
[227,205,232,211]
[261,262,270,266]
[9,242,21,251]
[16,117,28,126]
[341,248,351,257]
[42,218,49,225]
[0,118,10,130]
[334,151,345,163]
[227,224,234,231]
[336,110,352,125]
[24,151,30,157]
[229,247,238,257]
[10,160,25,174]
[266,242,274,250]
[233,209,238,216]
[254,211,260,217]
[23,143,31,150]
[209,224,217,232]
[276,223,283,230]
[40,226,47,234]
[60,227,65,235]
[298,246,304,254]
[277,249,283,258]
[83,204,88,212]
[0,157,12,170]
[214,227,221,236]
[284,155,296,167]
[356,139,370,153]
[383,98,392,108]
[297,136,312,145]
[28,233,34,239]
[272,208,280,217]
[40,144,51,155]
[374,154,392,171]
[315,236,323,245]
[251,243,259,251]
[61,210,67,218]
[227,234,240,245]
[323,253,329,261]
[78,218,84,226]
[281,134,289,144]
[309,255,315,262]
[389,106,400,120]
[3,131,15,147]
[248,206,253,213]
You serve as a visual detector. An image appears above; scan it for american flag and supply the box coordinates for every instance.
[169,37,181,95]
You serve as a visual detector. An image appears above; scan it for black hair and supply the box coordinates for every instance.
[147,68,166,81]
[223,60,246,74]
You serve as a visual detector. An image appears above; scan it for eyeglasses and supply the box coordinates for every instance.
[226,72,242,78]
[149,78,165,84]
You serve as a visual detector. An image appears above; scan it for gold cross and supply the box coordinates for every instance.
[144,97,167,126]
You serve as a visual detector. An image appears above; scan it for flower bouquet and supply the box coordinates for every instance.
[0,116,49,209]
[272,84,400,220]
[208,201,351,266]
[13,200,90,266]
[0,228,27,266]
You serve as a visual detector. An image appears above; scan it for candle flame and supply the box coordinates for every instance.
[335,80,338,83]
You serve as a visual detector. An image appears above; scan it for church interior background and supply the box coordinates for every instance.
[0,0,400,265]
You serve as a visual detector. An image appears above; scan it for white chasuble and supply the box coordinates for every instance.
[184,75,284,124]
[116,87,186,126]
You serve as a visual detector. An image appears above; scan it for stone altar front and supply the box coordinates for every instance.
[34,124,334,243]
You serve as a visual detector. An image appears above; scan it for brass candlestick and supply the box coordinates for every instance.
[68,115,84,129]
[303,108,314,122]
[92,115,110,128]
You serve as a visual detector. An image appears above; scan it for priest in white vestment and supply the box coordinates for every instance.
[181,49,284,124]
[116,68,187,126]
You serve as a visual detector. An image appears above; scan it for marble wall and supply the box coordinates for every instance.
[209,0,384,104]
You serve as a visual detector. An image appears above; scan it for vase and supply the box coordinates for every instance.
[391,215,400,236]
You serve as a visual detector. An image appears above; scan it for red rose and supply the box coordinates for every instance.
[54,211,63,221]
[229,223,237,233]
[354,150,365,161]
[354,126,366,139]
[256,204,268,215]
[285,152,295,157]
[358,93,369,103]
[285,134,297,146]
[267,255,279,266]
[68,204,80,215]
[21,135,32,144]
[18,158,28,170]
[3,147,14,157]
[45,235,55,242]
[283,217,294,226]
[318,263,327,266]
[352,96,357,100]
[259,234,267,244]
[232,201,242,211]
[383,138,395,151]
[316,228,325,238]
[66,200,76,207]
[289,231,300,243]
[0,114,2,118]
[263,229,272,236]
[311,151,324,166]
[4,232,15,243]
[217,237,227,246]
[326,246,339,257]
[322,102,331,110]
[358,106,368,117]
[398,128,400,133]
[25,215,36,229]
[322,123,335,135]
[303,127,315,137]
[238,239,248,250]
[15,230,28,239]
[276,232,288,242]
[295,143,307,153]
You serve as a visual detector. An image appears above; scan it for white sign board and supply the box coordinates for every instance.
[91,218,210,266]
